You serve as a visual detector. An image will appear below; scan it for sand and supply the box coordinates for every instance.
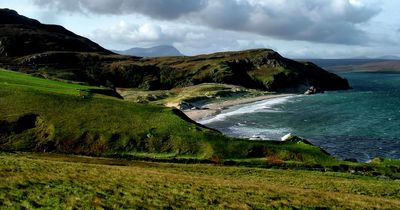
[183,94,294,121]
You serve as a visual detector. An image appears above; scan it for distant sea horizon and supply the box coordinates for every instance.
[200,72,400,162]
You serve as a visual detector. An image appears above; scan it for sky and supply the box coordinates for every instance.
[0,0,399,58]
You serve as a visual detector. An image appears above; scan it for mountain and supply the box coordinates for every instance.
[302,59,385,68]
[346,55,400,60]
[0,9,350,93]
[11,49,350,92]
[0,8,111,57]
[375,55,400,60]
[114,45,184,57]
[302,59,400,73]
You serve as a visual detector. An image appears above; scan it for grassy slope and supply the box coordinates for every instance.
[117,83,265,106]
[0,69,336,165]
[0,69,218,157]
[0,69,98,95]
[0,153,399,209]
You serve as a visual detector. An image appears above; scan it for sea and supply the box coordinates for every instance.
[199,72,400,162]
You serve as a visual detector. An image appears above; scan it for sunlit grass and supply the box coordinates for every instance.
[0,153,399,209]
[0,69,97,96]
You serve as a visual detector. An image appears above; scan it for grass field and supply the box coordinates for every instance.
[0,153,399,209]
[1,69,400,209]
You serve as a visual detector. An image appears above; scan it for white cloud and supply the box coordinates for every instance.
[91,20,192,50]
[185,32,206,41]
[33,0,380,44]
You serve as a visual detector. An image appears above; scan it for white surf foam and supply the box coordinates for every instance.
[228,126,292,140]
[198,95,297,124]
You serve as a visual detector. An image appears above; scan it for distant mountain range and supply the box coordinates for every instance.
[300,58,400,73]
[347,55,400,60]
[114,45,184,57]
[375,55,400,60]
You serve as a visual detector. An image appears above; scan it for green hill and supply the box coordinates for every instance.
[0,69,337,165]
[8,49,351,93]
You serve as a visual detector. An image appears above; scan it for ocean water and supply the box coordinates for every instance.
[199,73,400,162]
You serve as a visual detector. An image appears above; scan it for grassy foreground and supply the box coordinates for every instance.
[0,153,399,209]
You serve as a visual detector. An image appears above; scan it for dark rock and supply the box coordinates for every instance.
[178,102,194,110]
[15,113,39,133]
[0,113,39,135]
[304,86,324,95]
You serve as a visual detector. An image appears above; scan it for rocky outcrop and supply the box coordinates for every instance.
[281,134,331,155]
[304,86,324,95]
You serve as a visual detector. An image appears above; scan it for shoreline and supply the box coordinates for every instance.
[183,93,295,122]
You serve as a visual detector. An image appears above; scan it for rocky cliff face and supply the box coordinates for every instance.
[0,9,351,92]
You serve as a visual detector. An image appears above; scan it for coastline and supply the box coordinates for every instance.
[183,93,295,121]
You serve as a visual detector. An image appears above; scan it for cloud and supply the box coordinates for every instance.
[33,0,380,45]
[33,0,207,19]
[90,21,187,49]
[195,0,379,44]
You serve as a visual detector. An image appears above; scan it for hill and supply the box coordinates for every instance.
[5,49,351,93]
[0,9,350,93]
[376,55,400,60]
[114,45,184,57]
[0,8,111,57]
[130,49,351,92]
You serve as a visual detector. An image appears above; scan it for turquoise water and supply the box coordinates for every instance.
[200,73,400,162]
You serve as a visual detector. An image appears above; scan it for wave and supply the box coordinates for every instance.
[198,95,298,124]
[228,125,291,140]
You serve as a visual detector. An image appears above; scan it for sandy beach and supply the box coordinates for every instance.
[183,93,295,121]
